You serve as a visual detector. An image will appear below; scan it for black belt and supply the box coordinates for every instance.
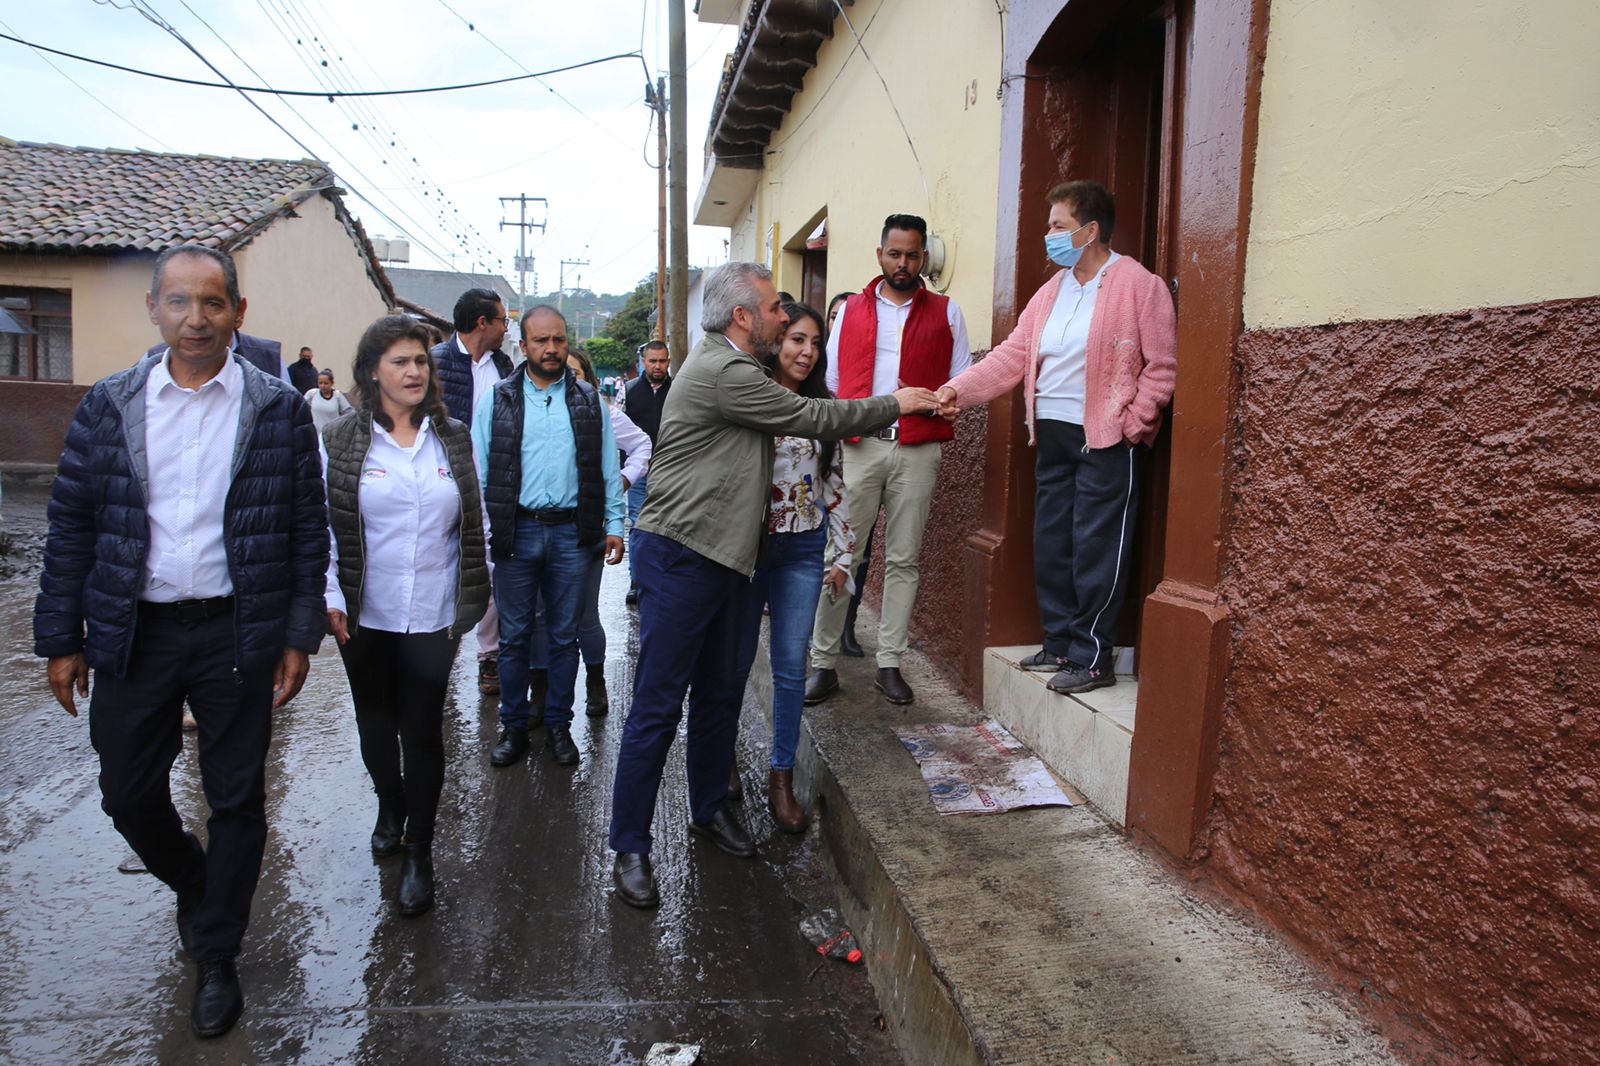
[868,425,900,441]
[139,596,235,622]
[518,506,576,524]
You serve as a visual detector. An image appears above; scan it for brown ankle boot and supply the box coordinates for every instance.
[767,769,806,834]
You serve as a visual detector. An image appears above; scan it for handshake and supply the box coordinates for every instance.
[891,385,962,423]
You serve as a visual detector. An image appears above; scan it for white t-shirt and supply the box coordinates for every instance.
[305,387,353,432]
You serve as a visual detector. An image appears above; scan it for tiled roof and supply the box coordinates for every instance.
[0,138,334,254]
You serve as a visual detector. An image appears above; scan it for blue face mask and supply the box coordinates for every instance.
[1045,222,1090,268]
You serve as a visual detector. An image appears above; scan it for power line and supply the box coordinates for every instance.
[0,29,641,97]
[0,15,174,151]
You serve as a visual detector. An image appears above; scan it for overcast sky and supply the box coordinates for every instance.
[0,0,739,296]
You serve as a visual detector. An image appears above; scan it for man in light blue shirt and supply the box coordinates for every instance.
[472,305,624,768]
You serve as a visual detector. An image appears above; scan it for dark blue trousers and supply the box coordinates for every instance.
[89,607,275,962]
[1034,419,1142,670]
[609,531,745,855]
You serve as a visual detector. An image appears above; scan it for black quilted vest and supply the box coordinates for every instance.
[322,411,490,635]
[483,367,606,558]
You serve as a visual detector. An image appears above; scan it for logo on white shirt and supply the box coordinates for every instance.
[362,468,388,481]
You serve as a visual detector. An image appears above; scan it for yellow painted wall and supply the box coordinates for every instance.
[726,0,1004,345]
[0,253,153,383]
[0,194,389,386]
[1245,0,1600,328]
[234,193,391,379]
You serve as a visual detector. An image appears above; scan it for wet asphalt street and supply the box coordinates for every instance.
[0,480,901,1064]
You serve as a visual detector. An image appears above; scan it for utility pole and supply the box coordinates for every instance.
[558,257,590,312]
[499,194,547,314]
[647,76,669,342]
[668,0,688,372]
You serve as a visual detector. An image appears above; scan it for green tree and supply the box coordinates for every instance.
[603,273,657,356]
[582,335,628,374]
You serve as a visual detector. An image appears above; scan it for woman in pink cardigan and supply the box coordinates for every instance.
[937,180,1176,695]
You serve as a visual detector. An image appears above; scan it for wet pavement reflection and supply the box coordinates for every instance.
[0,480,900,1064]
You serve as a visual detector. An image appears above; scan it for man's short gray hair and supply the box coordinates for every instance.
[700,261,773,334]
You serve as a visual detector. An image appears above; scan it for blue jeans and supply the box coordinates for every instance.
[494,519,592,729]
[609,531,744,854]
[626,472,649,591]
[733,526,827,771]
[530,552,607,667]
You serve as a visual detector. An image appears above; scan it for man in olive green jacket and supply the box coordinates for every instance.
[609,261,939,908]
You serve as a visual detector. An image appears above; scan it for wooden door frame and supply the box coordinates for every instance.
[972,0,1270,858]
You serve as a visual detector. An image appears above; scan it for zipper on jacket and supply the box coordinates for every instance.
[351,430,374,634]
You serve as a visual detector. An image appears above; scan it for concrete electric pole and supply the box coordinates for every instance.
[557,258,590,312]
[648,75,669,343]
[668,0,688,372]
[499,195,547,315]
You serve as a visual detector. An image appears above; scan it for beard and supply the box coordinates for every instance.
[883,269,919,292]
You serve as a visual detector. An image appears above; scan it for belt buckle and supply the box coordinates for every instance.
[879,426,899,442]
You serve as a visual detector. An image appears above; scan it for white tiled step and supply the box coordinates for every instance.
[982,645,1136,825]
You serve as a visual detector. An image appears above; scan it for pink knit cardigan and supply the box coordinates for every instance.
[944,257,1177,448]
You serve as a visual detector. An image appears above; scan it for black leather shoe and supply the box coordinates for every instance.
[190,959,243,1039]
[688,807,757,858]
[585,663,609,717]
[490,726,530,767]
[370,800,404,858]
[547,724,580,766]
[804,667,839,705]
[839,627,865,659]
[625,586,640,607]
[613,852,659,908]
[397,843,434,916]
[875,667,915,705]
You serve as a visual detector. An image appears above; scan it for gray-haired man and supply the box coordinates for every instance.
[607,262,940,909]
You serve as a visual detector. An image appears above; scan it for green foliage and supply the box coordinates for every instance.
[603,274,658,356]
[581,335,628,373]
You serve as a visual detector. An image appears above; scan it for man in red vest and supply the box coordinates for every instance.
[806,214,972,706]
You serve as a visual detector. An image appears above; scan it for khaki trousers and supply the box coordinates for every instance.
[811,437,943,669]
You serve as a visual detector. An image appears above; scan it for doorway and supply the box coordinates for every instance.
[1029,1,1177,667]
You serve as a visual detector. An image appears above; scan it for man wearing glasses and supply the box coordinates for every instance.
[433,288,514,695]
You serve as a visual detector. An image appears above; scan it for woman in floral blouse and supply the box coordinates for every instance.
[730,301,854,833]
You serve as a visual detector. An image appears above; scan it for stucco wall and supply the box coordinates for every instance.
[1244,0,1600,328]
[731,0,1004,345]
[1208,297,1600,1064]
[0,252,154,384]
[233,193,390,379]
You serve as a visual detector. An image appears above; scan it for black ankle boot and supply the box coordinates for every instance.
[371,799,404,858]
[841,599,865,658]
[397,843,434,916]
[585,662,609,716]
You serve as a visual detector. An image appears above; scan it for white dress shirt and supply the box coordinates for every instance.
[824,286,973,426]
[142,350,244,603]
[460,335,503,419]
[609,401,653,488]
[323,418,462,634]
[1035,252,1121,425]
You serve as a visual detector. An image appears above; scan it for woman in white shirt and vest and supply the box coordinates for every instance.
[729,300,855,833]
[321,316,490,918]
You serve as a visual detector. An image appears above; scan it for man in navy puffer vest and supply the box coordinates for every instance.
[34,245,328,1040]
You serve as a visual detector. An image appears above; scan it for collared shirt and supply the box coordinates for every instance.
[459,334,504,421]
[1035,251,1121,425]
[824,287,973,426]
[322,418,462,633]
[471,372,627,538]
[142,349,244,602]
[610,401,653,488]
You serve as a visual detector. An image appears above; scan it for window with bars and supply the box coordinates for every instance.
[0,288,73,382]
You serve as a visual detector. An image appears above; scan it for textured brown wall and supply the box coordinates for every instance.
[0,381,87,467]
[1204,295,1600,1064]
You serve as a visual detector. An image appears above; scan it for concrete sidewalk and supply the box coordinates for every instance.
[742,615,1403,1066]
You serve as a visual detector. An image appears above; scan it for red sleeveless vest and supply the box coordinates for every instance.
[836,277,955,446]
